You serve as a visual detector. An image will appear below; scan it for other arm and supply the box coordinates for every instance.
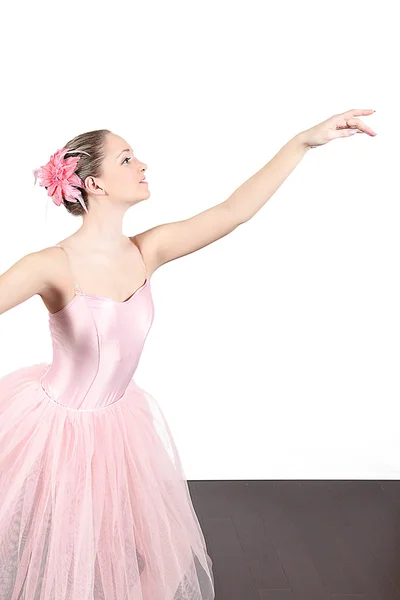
[0,251,51,316]
[134,132,310,269]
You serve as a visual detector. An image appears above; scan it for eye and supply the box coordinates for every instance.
[122,156,132,165]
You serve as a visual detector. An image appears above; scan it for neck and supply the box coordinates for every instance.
[74,205,129,251]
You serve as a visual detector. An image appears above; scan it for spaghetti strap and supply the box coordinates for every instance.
[54,239,146,300]
[55,244,83,295]
[129,237,148,280]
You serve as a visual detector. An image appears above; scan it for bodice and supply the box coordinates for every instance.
[40,242,154,411]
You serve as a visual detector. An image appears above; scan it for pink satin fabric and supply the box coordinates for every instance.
[41,277,153,411]
[0,246,215,599]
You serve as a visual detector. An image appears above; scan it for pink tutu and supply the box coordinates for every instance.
[0,363,214,599]
[0,243,215,599]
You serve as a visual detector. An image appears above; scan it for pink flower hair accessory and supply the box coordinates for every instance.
[32,147,91,214]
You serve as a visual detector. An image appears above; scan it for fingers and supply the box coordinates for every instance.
[337,129,363,138]
[342,108,376,117]
[346,117,377,136]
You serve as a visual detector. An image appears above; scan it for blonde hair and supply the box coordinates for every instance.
[61,129,111,216]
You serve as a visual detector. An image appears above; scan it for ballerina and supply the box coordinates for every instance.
[0,111,376,599]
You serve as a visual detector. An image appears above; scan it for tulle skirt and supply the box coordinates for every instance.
[0,362,215,599]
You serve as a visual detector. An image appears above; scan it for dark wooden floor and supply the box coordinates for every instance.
[188,480,400,600]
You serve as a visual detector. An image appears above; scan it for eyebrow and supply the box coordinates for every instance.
[116,148,132,159]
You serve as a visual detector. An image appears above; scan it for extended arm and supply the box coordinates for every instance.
[135,132,310,269]
[134,108,376,270]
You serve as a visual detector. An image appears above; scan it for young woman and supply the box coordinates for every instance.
[0,111,376,599]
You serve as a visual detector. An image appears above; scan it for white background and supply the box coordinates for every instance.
[0,0,397,478]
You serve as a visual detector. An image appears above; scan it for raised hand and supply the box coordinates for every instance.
[303,108,377,148]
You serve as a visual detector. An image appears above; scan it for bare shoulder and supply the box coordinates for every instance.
[37,244,64,269]
[34,245,66,294]
[26,245,63,291]
[0,245,64,316]
[129,226,163,276]
[34,245,74,313]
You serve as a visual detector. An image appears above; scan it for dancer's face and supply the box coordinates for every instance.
[85,132,149,209]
